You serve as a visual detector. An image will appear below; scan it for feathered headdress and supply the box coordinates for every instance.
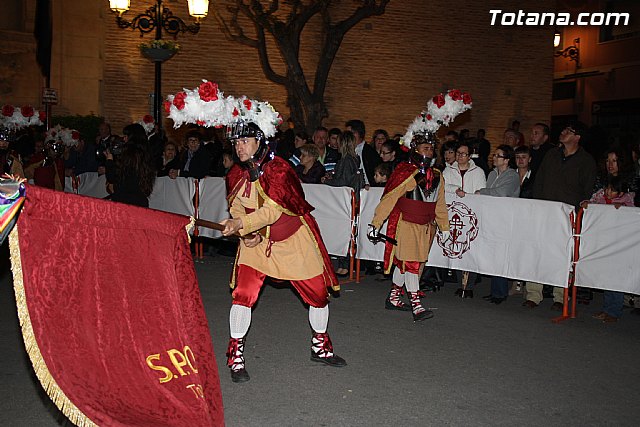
[44,125,81,147]
[401,89,472,148]
[164,80,283,138]
[0,104,46,131]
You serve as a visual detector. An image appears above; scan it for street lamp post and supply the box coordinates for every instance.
[107,0,209,130]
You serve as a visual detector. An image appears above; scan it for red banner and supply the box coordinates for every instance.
[10,185,223,426]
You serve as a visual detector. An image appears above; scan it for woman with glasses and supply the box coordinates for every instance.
[476,145,520,304]
[442,141,486,298]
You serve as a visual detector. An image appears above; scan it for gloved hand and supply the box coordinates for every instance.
[367,224,380,242]
[440,230,450,241]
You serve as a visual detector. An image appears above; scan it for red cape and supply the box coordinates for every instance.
[226,157,339,290]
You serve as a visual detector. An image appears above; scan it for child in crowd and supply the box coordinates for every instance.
[580,174,636,322]
[373,162,391,187]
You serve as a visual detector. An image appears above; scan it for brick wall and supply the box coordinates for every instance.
[95,0,555,148]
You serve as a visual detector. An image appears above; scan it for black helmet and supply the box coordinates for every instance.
[229,122,273,181]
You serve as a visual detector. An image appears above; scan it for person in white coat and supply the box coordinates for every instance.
[442,141,487,298]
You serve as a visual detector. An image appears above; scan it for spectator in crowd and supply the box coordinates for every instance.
[64,135,99,176]
[379,140,401,172]
[373,162,391,187]
[443,141,487,196]
[511,119,525,146]
[288,131,310,167]
[524,121,597,310]
[95,121,112,146]
[295,143,326,184]
[594,145,637,199]
[473,129,491,166]
[443,141,486,297]
[459,129,470,142]
[213,149,235,177]
[157,142,180,177]
[581,174,635,322]
[345,119,380,187]
[476,145,520,303]
[312,126,340,173]
[438,140,459,171]
[322,130,363,277]
[515,146,534,199]
[371,129,389,154]
[170,130,212,179]
[105,129,156,207]
[503,129,520,148]
[444,130,458,143]
[529,122,554,177]
[328,128,341,150]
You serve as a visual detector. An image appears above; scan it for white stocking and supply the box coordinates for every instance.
[308,306,329,333]
[392,267,405,287]
[405,272,420,292]
[229,304,251,339]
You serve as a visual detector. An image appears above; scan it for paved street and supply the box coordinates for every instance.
[1,245,639,426]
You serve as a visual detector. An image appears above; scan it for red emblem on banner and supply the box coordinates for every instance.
[437,201,479,258]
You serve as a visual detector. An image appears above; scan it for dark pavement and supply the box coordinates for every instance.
[1,245,639,426]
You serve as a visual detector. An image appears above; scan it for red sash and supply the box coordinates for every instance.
[396,198,436,224]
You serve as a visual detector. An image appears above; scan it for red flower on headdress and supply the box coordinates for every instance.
[72,131,80,140]
[433,94,446,109]
[2,105,14,117]
[243,99,252,110]
[232,108,239,117]
[215,125,223,129]
[448,89,462,101]
[196,120,205,126]
[173,92,187,110]
[142,114,154,124]
[462,92,472,105]
[277,114,283,125]
[163,101,171,114]
[39,111,47,122]
[400,144,410,152]
[198,81,219,102]
[426,114,432,121]
[21,105,35,118]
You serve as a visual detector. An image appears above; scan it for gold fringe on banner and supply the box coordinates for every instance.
[9,226,98,427]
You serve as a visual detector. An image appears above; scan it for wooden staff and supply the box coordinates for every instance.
[194,218,257,239]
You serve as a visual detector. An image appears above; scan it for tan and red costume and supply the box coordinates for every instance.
[370,161,449,321]
[224,154,345,382]
[372,162,449,272]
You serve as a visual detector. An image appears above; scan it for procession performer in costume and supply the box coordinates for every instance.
[165,81,346,383]
[369,133,449,321]
[221,121,346,382]
[368,90,472,322]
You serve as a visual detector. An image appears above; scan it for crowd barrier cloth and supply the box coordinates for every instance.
[196,177,228,239]
[149,176,196,217]
[10,185,223,426]
[356,187,388,261]
[575,204,640,295]
[64,173,109,199]
[62,174,640,296]
[425,194,574,287]
[302,183,353,257]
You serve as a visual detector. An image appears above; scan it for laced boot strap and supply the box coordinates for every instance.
[311,332,335,358]
[389,284,408,308]
[408,291,426,316]
[226,337,246,372]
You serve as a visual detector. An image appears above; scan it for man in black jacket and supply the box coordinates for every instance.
[170,130,212,179]
[345,119,380,187]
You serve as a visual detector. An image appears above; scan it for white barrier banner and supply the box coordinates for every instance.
[65,173,110,199]
[575,204,640,294]
[148,177,195,218]
[302,184,352,257]
[426,194,574,287]
[197,177,228,239]
[356,187,388,261]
